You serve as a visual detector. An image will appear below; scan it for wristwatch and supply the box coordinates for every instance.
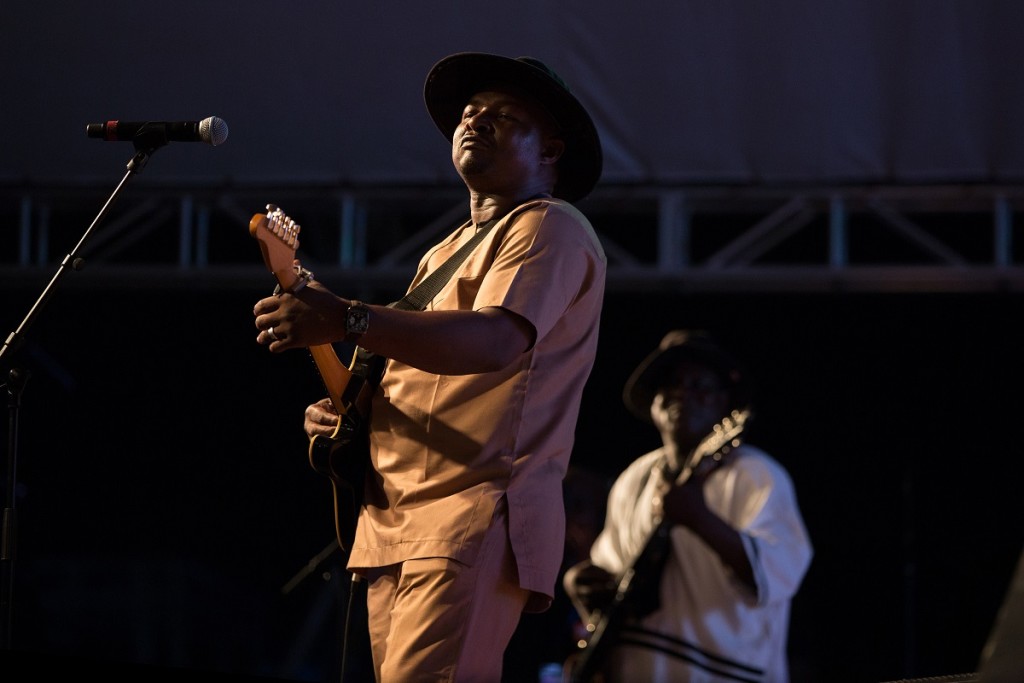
[345,300,370,341]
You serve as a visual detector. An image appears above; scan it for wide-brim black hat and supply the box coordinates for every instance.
[623,330,752,423]
[424,52,603,203]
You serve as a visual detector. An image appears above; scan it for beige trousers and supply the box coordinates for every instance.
[365,500,530,682]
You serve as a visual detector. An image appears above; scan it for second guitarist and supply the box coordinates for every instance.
[563,331,813,683]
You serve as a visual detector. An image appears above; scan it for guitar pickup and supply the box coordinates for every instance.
[332,414,361,444]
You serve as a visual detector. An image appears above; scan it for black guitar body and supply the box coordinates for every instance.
[307,347,385,553]
[309,415,370,553]
[568,523,673,682]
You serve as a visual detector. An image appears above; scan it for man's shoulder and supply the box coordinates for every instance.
[505,197,604,258]
[614,449,665,484]
[731,444,798,487]
[506,196,589,224]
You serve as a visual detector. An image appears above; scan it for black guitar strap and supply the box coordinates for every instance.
[393,190,547,312]
[342,217,500,404]
[392,217,499,312]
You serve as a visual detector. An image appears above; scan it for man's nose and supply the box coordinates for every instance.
[465,111,493,131]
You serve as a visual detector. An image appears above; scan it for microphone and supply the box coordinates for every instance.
[86,116,229,146]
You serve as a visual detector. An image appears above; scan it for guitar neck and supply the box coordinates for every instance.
[308,344,351,414]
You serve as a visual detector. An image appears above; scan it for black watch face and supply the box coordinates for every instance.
[347,306,369,334]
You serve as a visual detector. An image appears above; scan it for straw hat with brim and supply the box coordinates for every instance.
[423,52,603,203]
[623,330,752,423]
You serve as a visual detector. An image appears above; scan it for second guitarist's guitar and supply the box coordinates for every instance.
[567,407,752,683]
[249,204,382,552]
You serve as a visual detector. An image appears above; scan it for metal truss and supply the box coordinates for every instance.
[2,182,1023,295]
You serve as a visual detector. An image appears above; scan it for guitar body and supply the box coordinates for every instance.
[309,413,371,553]
[306,346,385,552]
[567,408,752,683]
[250,205,384,552]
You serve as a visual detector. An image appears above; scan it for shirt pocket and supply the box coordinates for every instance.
[447,274,485,310]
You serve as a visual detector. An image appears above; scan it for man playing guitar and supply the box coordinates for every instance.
[253,52,606,682]
[563,331,813,683]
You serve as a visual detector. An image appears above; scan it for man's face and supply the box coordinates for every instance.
[451,88,563,192]
[650,360,730,444]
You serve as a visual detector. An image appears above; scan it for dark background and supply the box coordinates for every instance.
[3,284,1023,682]
[3,2,1023,188]
[4,1,1024,681]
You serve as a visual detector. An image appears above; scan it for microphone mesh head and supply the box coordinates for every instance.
[199,116,229,145]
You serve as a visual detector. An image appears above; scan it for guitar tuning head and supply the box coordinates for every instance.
[266,203,279,213]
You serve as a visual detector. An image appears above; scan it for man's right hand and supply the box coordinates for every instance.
[304,397,339,439]
[563,560,617,617]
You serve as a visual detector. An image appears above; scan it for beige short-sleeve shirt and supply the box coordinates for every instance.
[347,197,606,607]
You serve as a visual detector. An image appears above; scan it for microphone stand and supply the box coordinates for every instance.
[0,131,170,649]
[281,538,368,683]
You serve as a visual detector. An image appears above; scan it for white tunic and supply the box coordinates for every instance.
[589,444,813,683]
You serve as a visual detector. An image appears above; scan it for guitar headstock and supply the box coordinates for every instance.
[249,204,303,291]
[686,407,753,475]
[711,407,751,446]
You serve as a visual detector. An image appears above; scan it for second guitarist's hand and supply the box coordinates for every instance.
[658,449,734,528]
[304,397,340,440]
[563,560,617,619]
[660,451,756,592]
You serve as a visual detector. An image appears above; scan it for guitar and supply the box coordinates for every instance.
[249,204,383,552]
[567,407,752,683]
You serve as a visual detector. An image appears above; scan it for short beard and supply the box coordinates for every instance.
[455,152,490,179]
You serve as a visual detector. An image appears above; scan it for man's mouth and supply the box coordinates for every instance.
[461,135,488,149]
